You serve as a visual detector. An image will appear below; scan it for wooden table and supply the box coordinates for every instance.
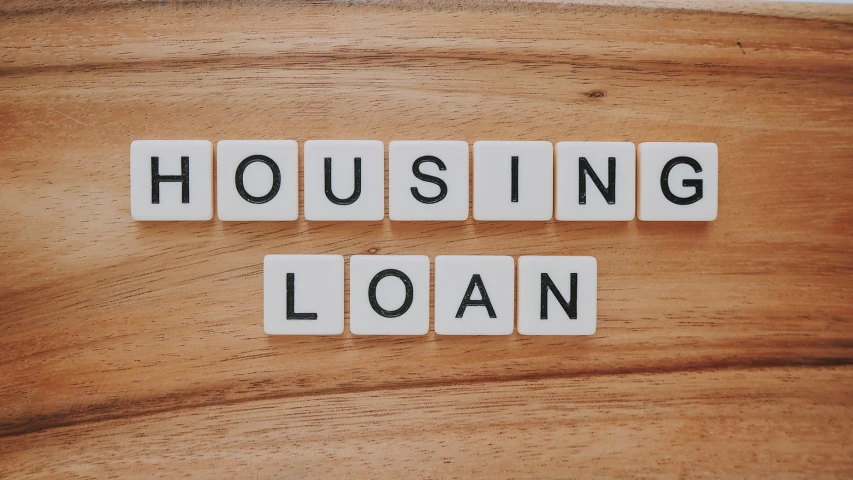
[2,1,852,477]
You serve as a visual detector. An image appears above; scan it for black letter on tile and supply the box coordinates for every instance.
[541,273,577,320]
[579,157,616,205]
[324,157,361,205]
[660,156,703,205]
[511,156,519,202]
[456,274,497,318]
[368,269,414,318]
[151,156,189,204]
[235,154,281,204]
[411,155,448,204]
[286,272,318,320]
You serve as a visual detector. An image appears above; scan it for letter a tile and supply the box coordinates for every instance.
[434,255,515,335]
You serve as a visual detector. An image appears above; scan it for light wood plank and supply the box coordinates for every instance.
[1,1,851,477]
[1,367,851,478]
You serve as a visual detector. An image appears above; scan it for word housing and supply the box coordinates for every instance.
[264,255,597,336]
[130,140,719,222]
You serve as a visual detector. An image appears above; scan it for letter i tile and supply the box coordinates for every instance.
[473,141,553,221]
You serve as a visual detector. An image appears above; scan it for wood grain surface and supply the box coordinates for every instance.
[1,1,852,478]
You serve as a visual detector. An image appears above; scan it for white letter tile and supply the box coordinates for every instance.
[303,140,385,221]
[389,140,469,221]
[130,140,213,221]
[517,256,597,336]
[264,254,344,335]
[637,142,718,221]
[216,140,298,221]
[349,255,430,335]
[473,141,553,221]
[555,141,635,221]
[434,255,514,335]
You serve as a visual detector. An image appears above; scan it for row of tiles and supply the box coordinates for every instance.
[265,254,596,336]
[131,140,719,222]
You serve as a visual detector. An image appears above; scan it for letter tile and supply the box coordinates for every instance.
[555,142,636,221]
[517,256,597,335]
[216,140,298,221]
[264,254,344,335]
[303,140,385,221]
[434,255,514,335]
[637,142,718,221]
[388,140,469,221]
[473,141,553,221]
[349,255,430,335]
[130,140,213,220]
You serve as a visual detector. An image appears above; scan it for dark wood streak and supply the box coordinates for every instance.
[2,355,851,439]
[2,53,853,85]
[1,0,852,21]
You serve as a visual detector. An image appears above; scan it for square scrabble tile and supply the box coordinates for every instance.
[264,255,344,335]
[130,140,213,221]
[434,255,515,335]
[473,141,553,221]
[555,142,636,221]
[303,140,385,221]
[637,142,718,221]
[216,140,298,221]
[388,140,469,221]
[349,255,430,335]
[517,256,597,336]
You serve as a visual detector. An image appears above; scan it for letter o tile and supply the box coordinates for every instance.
[349,255,430,335]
